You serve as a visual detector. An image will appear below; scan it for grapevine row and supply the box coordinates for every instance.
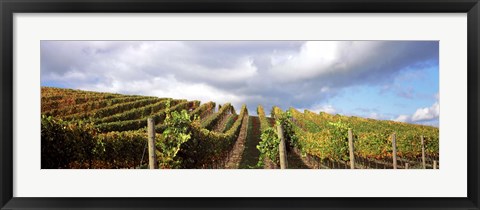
[41,90,128,112]
[200,103,234,130]
[63,97,163,121]
[257,105,271,132]
[179,105,248,168]
[289,108,439,162]
[43,96,151,117]
[41,115,162,169]
[96,100,198,132]
[96,99,179,123]
[189,101,216,120]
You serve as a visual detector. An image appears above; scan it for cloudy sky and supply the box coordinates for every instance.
[41,41,439,126]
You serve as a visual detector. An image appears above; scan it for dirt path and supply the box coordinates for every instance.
[287,151,311,169]
[213,114,232,133]
[224,114,250,169]
[200,109,214,124]
[287,149,311,169]
[268,117,310,169]
[239,116,262,169]
[224,115,310,169]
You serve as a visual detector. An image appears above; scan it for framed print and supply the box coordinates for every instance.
[1,0,479,209]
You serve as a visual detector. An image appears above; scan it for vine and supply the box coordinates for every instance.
[158,100,193,169]
[256,107,298,167]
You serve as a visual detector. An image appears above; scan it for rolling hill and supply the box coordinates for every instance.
[41,87,439,169]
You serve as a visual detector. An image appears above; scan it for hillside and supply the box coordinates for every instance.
[41,87,439,169]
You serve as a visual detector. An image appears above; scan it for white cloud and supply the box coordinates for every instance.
[367,112,382,120]
[298,104,337,114]
[392,94,439,126]
[394,115,410,123]
[79,75,244,110]
[411,102,439,122]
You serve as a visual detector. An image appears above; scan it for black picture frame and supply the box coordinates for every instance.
[1,0,479,209]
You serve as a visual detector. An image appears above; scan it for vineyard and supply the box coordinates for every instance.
[41,87,439,169]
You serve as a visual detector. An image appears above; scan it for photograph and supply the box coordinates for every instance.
[40,40,439,169]
[2,0,477,208]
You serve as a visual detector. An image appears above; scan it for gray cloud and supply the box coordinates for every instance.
[41,41,438,115]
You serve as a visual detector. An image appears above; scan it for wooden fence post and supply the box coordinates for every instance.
[421,135,426,169]
[405,163,409,169]
[277,124,288,169]
[147,118,158,169]
[433,160,437,169]
[348,128,355,169]
[392,133,397,169]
